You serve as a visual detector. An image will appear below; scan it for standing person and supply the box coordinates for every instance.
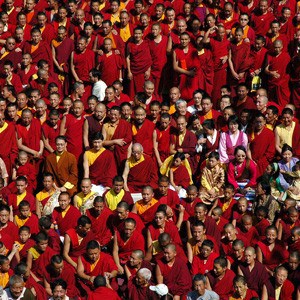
[126,26,152,99]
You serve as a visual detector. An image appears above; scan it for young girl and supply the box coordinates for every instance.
[199,151,225,205]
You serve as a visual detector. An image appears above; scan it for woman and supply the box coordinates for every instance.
[219,115,248,163]
[201,119,220,159]
[227,146,257,197]
[278,144,299,190]
[229,275,258,300]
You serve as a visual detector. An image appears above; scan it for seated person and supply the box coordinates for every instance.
[232,197,249,228]
[238,214,259,247]
[254,206,270,240]
[87,275,121,299]
[0,254,13,288]
[280,160,300,201]
[230,275,259,299]
[77,240,118,292]
[3,275,35,299]
[103,176,134,211]
[14,226,35,263]
[211,207,228,236]
[181,185,203,218]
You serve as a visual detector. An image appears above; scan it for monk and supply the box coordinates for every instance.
[51,26,74,95]
[0,111,18,175]
[248,113,275,176]
[102,106,132,170]
[126,26,152,99]
[23,28,53,70]
[60,100,85,161]
[44,135,78,196]
[156,244,192,298]
[77,240,118,291]
[237,246,269,294]
[86,197,113,248]
[51,192,81,237]
[70,37,95,106]
[131,107,155,157]
[206,256,236,299]
[63,215,93,269]
[43,255,80,299]
[112,218,145,274]
[265,40,291,107]
[123,143,158,193]
[0,37,23,73]
[83,132,117,189]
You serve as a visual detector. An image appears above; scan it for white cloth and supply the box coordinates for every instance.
[92,80,107,102]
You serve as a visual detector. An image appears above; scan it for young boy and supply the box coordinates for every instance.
[0,255,13,288]
[211,206,228,236]
[62,97,73,115]
[232,197,249,228]
[14,201,39,235]
[254,206,270,240]
[14,226,35,262]
[238,214,259,246]
[181,185,202,218]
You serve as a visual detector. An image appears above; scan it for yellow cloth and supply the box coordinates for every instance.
[105,189,125,211]
[15,241,25,251]
[52,39,62,48]
[222,198,233,212]
[120,24,131,42]
[276,121,295,148]
[0,51,9,60]
[132,124,138,136]
[61,205,71,218]
[188,238,201,256]
[168,104,176,115]
[203,110,213,120]
[36,189,55,202]
[103,121,118,140]
[152,240,162,255]
[75,191,96,208]
[28,247,40,260]
[90,257,100,272]
[15,213,31,228]
[128,155,145,168]
[107,33,117,49]
[99,2,106,10]
[56,151,63,162]
[0,272,9,288]
[86,148,106,166]
[64,182,74,190]
[178,132,185,146]
[0,122,8,133]
[31,42,40,53]
[275,285,282,300]
[40,26,45,34]
[17,191,26,206]
[135,198,158,215]
[110,13,120,25]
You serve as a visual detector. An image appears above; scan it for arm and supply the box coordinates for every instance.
[77,256,94,282]
[26,250,33,270]
[70,51,81,82]
[173,50,195,76]
[261,284,268,300]
[277,222,283,240]
[186,242,193,264]
[169,168,176,189]
[166,35,173,54]
[155,264,163,284]
[274,127,282,154]
[122,161,130,191]
[62,234,77,269]
[51,43,63,72]
[83,119,90,150]
[83,152,89,179]
[16,133,39,157]
[59,116,67,136]
[256,245,263,263]
[42,131,55,154]
[218,133,229,163]
[228,48,238,79]
[176,205,185,230]
[112,232,123,274]
[186,220,192,239]
[153,130,163,167]
[144,229,153,261]
[36,199,41,218]
[126,45,132,81]
[73,195,79,208]
[131,203,137,214]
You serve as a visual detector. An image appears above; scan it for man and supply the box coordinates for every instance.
[114,11,134,42]
[60,100,85,161]
[248,112,275,176]
[43,255,79,298]
[126,26,152,99]
[87,275,120,299]
[51,192,81,237]
[187,274,220,300]
[198,96,221,122]
[83,132,117,190]
[4,275,35,299]
[265,105,279,130]
[16,109,44,168]
[51,25,74,95]
[156,244,192,298]
[132,106,155,157]
[49,279,70,300]
[103,176,134,211]
[206,256,235,299]
[102,106,132,169]
[83,103,107,149]
[0,37,22,72]
[237,246,269,294]
[123,143,158,193]
[170,115,197,174]
[124,250,152,278]
[234,84,256,116]
[71,37,95,106]
[23,28,53,69]
[44,135,78,196]
[86,196,113,248]
[69,81,85,102]
[36,12,55,45]
[0,204,18,250]
[90,68,107,102]
[16,92,30,117]
[0,60,23,94]
[265,40,290,107]
[113,218,145,273]
[77,240,118,290]
[0,111,18,175]
[34,99,47,124]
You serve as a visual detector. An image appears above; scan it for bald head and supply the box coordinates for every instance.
[164,243,176,253]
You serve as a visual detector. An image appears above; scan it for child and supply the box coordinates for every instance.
[288,226,300,253]
[169,152,192,198]
[48,92,61,111]
[85,96,99,116]
[103,86,117,109]
[232,197,249,228]
[199,151,225,205]
[181,185,203,218]
[14,201,39,235]
[254,206,270,240]
[147,100,161,124]
[238,214,259,246]
[62,97,73,115]
[211,183,236,221]
[0,255,13,288]
[11,151,36,193]
[211,206,228,236]
[278,207,300,242]
[14,226,35,263]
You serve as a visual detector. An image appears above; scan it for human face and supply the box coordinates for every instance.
[120,13,129,26]
[235,149,246,164]
[233,281,247,297]
[192,225,205,241]
[7,106,17,120]
[58,8,67,21]
[20,205,30,218]
[254,116,265,132]
[88,100,97,112]
[229,122,239,134]
[235,30,243,42]
[58,194,70,210]
[151,25,161,37]
[225,227,237,241]
[16,180,27,194]
[134,29,143,42]
[37,15,47,27]
[214,263,225,277]
[134,109,146,125]
[239,112,249,126]
[274,42,283,55]
[155,7,164,19]
[93,201,104,215]
[288,256,299,271]
[49,114,59,127]
[6,38,16,51]
[194,207,206,220]
[135,272,147,286]
[129,252,141,267]
[282,149,293,163]
[73,102,84,117]
[220,98,231,111]
[109,109,120,123]
[92,139,103,151]
[52,285,67,300]
[124,222,135,238]
[237,86,248,100]
[177,102,187,116]
[77,39,87,52]
[288,212,299,224]
[238,201,247,213]
[271,23,280,34]
[244,250,255,264]
[173,157,182,167]
[193,93,202,106]
[30,91,39,105]
[155,212,166,227]
[158,181,168,196]
[163,248,176,262]
[150,105,160,119]
[37,240,48,252]
[63,100,72,112]
[56,139,66,153]
[243,219,253,232]
[84,25,93,37]
[282,113,293,127]
[117,207,128,220]
[207,157,218,169]
[103,39,112,52]
[224,4,233,18]
[81,181,91,196]
[0,113,5,127]
[266,229,277,244]
[144,84,154,97]
[165,10,175,23]
[52,261,63,275]
[224,188,234,201]
[217,27,226,40]
[254,39,264,51]
[43,176,53,191]
[10,283,24,299]
[176,118,187,133]
[201,99,212,113]
[31,32,41,44]
[200,245,212,258]
[239,15,249,26]
[169,88,180,103]
[113,181,123,194]
[266,109,277,124]
[256,97,267,111]
[275,269,288,286]
[0,209,9,225]
[142,188,153,203]
[87,248,100,263]
[19,230,30,243]
[78,223,91,237]
[105,88,115,102]
[132,146,143,161]
[223,109,233,122]
[259,0,268,13]
[26,0,35,10]
[75,10,85,23]
[177,22,187,34]
[140,15,149,27]
[35,102,46,116]
[187,189,198,202]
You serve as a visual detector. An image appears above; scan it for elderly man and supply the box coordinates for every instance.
[123,143,158,193]
[4,275,35,299]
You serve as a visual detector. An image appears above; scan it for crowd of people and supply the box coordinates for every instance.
[0,0,299,298]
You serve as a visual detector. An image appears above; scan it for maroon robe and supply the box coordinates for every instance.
[0,49,22,73]
[128,277,159,300]
[197,48,214,96]
[251,10,275,36]
[154,188,180,210]
[8,192,36,216]
[15,213,39,235]
[191,251,219,275]
[154,126,171,163]
[42,120,60,157]
[88,286,121,300]
[264,277,294,300]
[0,221,18,249]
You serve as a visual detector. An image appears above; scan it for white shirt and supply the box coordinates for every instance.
[92,80,107,102]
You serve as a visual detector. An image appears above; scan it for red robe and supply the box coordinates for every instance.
[73,48,95,83]
[0,221,18,249]
[127,155,158,192]
[191,252,219,275]
[64,114,84,160]
[197,48,214,96]
[47,229,61,253]
[154,188,180,210]
[255,218,269,240]
[265,277,294,300]
[42,120,60,157]
[86,207,113,247]
[128,277,159,300]
[251,10,275,36]
[17,64,37,86]
[207,269,235,300]
[51,205,81,236]
[88,149,117,187]
[157,257,192,296]
[154,126,171,163]
[217,198,236,221]
[249,46,268,76]
[132,119,155,157]
[8,192,36,215]
[0,49,22,73]
[87,286,121,300]
[266,51,291,107]
[172,164,190,189]
[249,127,275,176]
[15,213,39,235]
[221,235,249,259]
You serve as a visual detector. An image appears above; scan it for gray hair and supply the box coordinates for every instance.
[9,275,24,286]
[137,268,152,281]
[175,99,187,108]
[132,143,143,153]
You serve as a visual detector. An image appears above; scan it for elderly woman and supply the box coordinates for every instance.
[227,146,257,196]
[219,115,248,163]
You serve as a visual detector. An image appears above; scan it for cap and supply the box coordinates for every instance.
[149,284,169,296]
